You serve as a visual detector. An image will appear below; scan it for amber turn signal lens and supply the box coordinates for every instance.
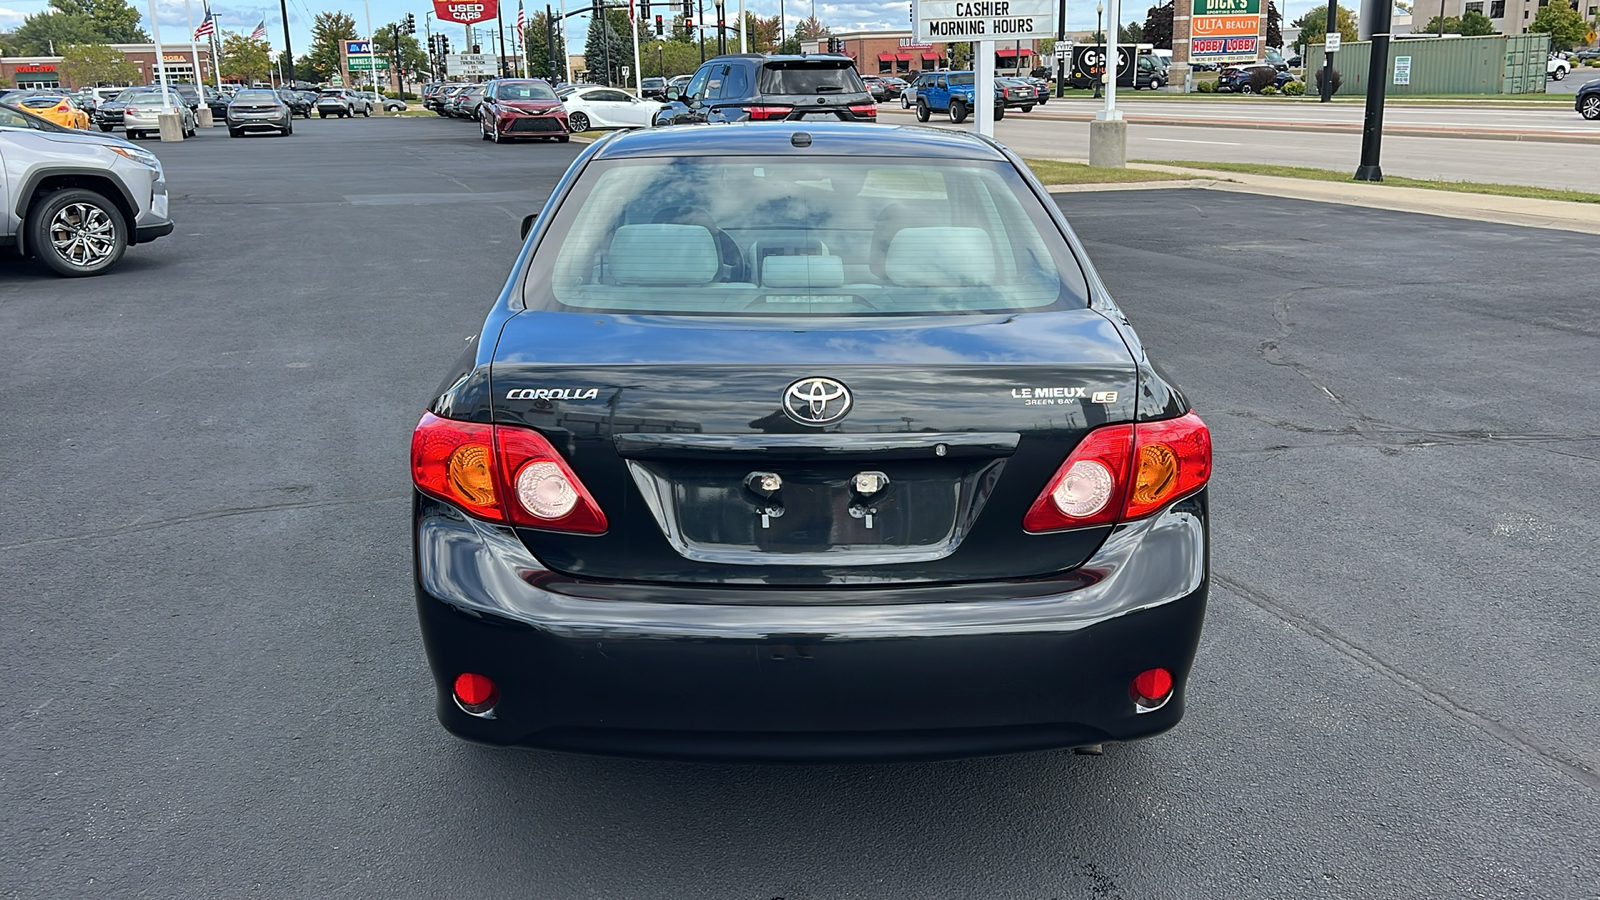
[1133,442,1179,507]
[446,444,496,507]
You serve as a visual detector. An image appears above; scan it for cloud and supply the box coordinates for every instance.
[0,5,34,27]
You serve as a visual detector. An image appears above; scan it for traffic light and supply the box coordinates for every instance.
[440,34,450,53]
[405,12,416,34]
[655,13,664,34]
[592,0,602,15]
[472,44,481,53]
[641,0,650,19]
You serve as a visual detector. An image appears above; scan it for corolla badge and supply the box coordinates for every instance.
[782,377,852,426]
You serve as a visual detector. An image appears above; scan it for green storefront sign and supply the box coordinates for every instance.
[347,56,390,71]
[1192,0,1259,13]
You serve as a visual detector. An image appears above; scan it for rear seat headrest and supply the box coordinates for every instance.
[608,224,719,286]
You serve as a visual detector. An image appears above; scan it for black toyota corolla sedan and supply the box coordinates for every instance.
[411,123,1211,762]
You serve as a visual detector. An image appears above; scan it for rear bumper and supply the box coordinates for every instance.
[413,491,1209,762]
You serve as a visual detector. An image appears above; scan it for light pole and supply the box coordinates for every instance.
[1055,0,1065,97]
[1094,1,1103,98]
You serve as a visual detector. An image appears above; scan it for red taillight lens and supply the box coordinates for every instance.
[1023,424,1134,532]
[494,425,609,533]
[848,104,877,117]
[1023,412,1211,533]
[411,413,607,533]
[412,413,502,521]
[747,105,794,120]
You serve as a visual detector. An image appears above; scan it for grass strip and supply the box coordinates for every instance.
[1024,158,1195,185]
[1142,160,1600,204]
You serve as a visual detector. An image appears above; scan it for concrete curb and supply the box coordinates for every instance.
[1050,162,1600,236]
[1041,179,1224,192]
[877,105,1600,145]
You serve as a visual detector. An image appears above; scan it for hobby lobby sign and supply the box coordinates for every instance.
[433,0,499,23]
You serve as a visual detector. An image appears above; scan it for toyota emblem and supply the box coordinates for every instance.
[782,377,852,426]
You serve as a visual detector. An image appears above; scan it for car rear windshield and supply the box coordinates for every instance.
[522,156,1090,317]
[758,63,865,94]
[19,97,62,108]
[235,91,277,102]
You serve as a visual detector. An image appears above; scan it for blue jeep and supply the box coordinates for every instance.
[914,71,1005,124]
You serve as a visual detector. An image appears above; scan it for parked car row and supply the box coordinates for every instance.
[426,78,666,143]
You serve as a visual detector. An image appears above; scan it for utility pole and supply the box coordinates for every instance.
[698,0,706,61]
[547,5,557,78]
[1319,1,1336,102]
[497,2,509,77]
[278,0,294,80]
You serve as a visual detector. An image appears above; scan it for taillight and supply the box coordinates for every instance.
[1023,425,1134,532]
[1023,412,1210,533]
[847,104,877,117]
[1124,412,1212,519]
[747,105,794,120]
[411,413,606,532]
[494,426,608,533]
[411,413,502,521]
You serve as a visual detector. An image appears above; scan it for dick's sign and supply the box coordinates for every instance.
[433,0,499,23]
[1189,0,1261,63]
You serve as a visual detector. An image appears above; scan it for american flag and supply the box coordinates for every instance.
[193,10,215,39]
[250,19,267,40]
[517,1,525,33]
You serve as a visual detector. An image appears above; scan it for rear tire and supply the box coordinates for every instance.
[1581,95,1600,119]
[319,111,327,118]
[99,124,115,132]
[1020,105,1033,112]
[25,187,128,278]
[361,108,370,117]
[994,104,1004,121]
[949,99,967,123]
[229,128,241,137]
[1553,67,1567,81]
[556,135,570,142]
[915,100,930,122]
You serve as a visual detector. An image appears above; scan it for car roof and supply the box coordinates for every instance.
[590,122,1008,161]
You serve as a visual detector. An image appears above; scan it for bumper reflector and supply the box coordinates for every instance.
[453,672,499,716]
[1132,667,1174,710]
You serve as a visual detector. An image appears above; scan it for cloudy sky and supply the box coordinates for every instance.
[2,0,1328,58]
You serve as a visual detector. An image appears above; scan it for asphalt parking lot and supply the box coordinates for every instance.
[3,117,1598,898]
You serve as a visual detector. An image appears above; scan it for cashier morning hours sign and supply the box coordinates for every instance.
[911,0,1058,41]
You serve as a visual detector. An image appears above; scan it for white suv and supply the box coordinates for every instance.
[0,105,173,276]
[1550,52,1571,81]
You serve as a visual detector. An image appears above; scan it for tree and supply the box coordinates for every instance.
[776,35,802,54]
[14,0,147,55]
[374,21,429,84]
[308,11,359,82]
[221,30,272,84]
[293,53,327,83]
[947,41,972,68]
[742,11,780,52]
[56,41,138,85]
[1143,1,1173,50]
[793,15,829,41]
[641,38,708,76]
[1119,21,1143,44]
[1529,0,1587,50]
[1291,4,1358,54]
[1419,11,1497,35]
[523,11,569,79]
[584,8,631,85]
[1266,0,1283,48]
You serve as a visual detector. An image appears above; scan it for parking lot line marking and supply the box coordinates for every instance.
[1145,137,1243,145]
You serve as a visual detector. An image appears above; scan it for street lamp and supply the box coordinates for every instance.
[1095,1,1103,98]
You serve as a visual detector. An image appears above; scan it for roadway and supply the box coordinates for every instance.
[879,101,1600,190]
[1,117,1597,898]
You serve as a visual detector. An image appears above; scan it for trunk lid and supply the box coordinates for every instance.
[491,310,1137,586]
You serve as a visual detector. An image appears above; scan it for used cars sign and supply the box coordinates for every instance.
[433,0,498,24]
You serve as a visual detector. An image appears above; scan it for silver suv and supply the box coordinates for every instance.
[316,89,371,118]
[0,105,173,276]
